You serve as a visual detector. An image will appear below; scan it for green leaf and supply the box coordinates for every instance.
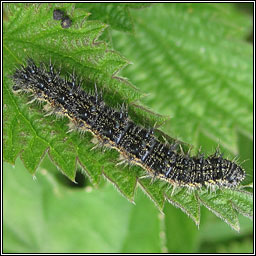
[112,3,252,153]
[2,2,168,207]
[165,188,200,226]
[222,189,253,219]
[197,190,240,231]
[75,3,152,33]
[3,158,163,253]
[111,3,253,230]
[3,2,253,234]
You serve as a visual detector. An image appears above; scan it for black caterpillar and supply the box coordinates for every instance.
[11,58,245,189]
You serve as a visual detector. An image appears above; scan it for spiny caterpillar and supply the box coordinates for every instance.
[12,58,245,189]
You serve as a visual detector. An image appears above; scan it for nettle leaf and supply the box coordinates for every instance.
[3,159,163,253]
[3,3,253,232]
[76,3,152,33]
[112,3,253,152]
[3,3,167,200]
[75,3,152,44]
[111,3,253,230]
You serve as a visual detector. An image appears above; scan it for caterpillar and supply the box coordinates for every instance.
[11,58,245,189]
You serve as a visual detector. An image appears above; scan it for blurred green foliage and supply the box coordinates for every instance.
[3,3,253,253]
